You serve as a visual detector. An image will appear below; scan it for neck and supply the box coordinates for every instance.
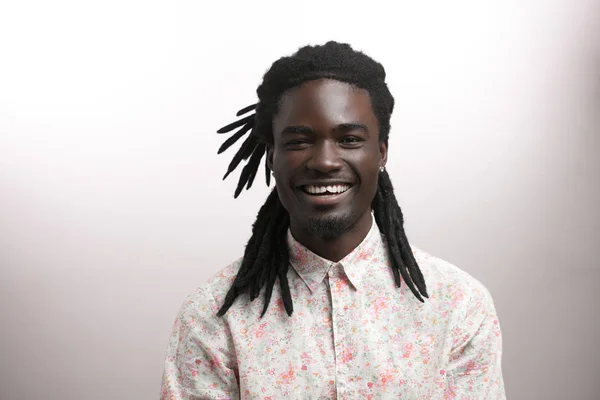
[289,209,373,262]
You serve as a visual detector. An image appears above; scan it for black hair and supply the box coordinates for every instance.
[216,41,428,317]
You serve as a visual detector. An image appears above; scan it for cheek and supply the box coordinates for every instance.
[354,161,380,196]
[353,153,380,178]
[363,172,380,196]
[274,149,304,175]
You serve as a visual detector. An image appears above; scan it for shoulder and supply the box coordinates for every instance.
[163,259,243,374]
[174,257,244,327]
[200,256,244,304]
[411,246,496,316]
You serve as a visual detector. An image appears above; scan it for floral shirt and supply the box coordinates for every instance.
[160,219,506,399]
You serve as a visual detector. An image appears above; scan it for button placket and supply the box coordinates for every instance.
[328,263,345,320]
[328,262,352,388]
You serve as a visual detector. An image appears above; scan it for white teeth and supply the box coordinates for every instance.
[304,184,350,194]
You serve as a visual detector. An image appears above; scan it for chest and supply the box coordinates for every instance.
[228,285,452,399]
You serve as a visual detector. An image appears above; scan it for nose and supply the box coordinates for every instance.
[305,140,343,173]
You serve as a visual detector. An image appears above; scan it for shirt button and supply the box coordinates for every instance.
[331,263,343,276]
[337,307,344,316]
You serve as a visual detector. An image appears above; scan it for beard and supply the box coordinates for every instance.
[304,211,356,240]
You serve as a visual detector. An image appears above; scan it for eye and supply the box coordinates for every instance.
[339,136,364,146]
[284,139,311,150]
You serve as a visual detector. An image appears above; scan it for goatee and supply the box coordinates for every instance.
[304,213,355,240]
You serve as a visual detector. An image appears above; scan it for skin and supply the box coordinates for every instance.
[267,78,387,262]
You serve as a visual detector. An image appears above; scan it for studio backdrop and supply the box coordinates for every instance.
[1,0,599,399]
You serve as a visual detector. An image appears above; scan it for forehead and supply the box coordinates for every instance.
[273,79,377,133]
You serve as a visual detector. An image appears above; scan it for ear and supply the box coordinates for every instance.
[379,139,388,169]
[266,143,275,172]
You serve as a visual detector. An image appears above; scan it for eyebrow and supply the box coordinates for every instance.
[280,125,314,136]
[280,123,369,136]
[337,123,369,134]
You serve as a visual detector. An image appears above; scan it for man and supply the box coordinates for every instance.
[160,42,506,399]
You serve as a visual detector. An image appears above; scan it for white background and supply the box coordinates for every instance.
[1,0,599,399]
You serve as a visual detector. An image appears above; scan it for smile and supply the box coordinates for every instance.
[301,184,352,195]
[297,183,354,207]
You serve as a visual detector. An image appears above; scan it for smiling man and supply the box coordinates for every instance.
[160,42,506,399]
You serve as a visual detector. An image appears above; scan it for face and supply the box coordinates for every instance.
[268,79,387,239]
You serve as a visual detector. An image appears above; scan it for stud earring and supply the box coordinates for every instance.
[379,166,385,173]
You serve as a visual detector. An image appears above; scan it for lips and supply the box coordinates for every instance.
[301,184,352,195]
[296,182,354,206]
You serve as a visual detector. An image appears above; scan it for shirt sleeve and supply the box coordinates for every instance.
[446,282,506,399]
[160,287,239,400]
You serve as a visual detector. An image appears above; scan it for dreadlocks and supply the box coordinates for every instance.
[215,41,428,318]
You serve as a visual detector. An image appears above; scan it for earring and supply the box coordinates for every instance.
[379,166,385,173]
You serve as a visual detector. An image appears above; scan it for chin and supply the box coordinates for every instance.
[304,211,356,239]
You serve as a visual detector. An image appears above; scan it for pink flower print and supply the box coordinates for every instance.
[279,365,296,384]
[275,298,285,312]
[465,360,478,375]
[334,279,345,293]
[451,290,465,307]
[255,322,267,338]
[402,342,414,359]
[373,297,387,318]
[358,248,370,260]
[341,349,354,363]
[444,380,457,399]
[379,370,394,388]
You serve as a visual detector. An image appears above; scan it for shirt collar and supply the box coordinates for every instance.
[287,214,382,293]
